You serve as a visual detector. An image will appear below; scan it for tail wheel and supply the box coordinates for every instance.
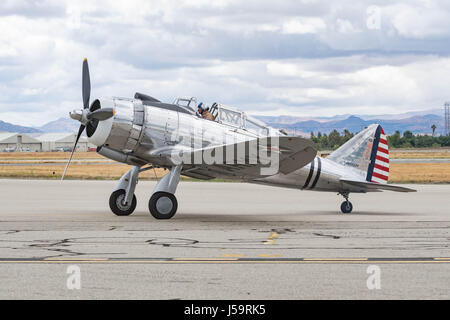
[340,201,353,214]
[109,189,137,216]
[149,192,178,219]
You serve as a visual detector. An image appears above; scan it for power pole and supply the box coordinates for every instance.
[445,102,450,136]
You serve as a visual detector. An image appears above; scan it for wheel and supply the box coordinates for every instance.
[109,189,137,216]
[148,192,178,219]
[340,201,353,214]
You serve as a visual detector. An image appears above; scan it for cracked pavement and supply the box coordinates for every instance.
[0,179,449,299]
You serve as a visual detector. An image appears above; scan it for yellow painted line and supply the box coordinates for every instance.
[264,232,279,245]
[220,254,244,258]
[44,258,108,261]
[304,258,368,261]
[268,232,278,239]
[434,257,450,260]
[172,257,238,261]
[259,254,282,258]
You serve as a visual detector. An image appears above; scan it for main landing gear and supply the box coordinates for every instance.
[108,165,182,219]
[339,192,353,214]
[109,189,137,216]
[148,165,182,219]
[149,192,178,219]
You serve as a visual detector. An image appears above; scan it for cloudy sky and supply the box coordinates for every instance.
[1,0,450,126]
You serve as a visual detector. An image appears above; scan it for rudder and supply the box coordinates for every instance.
[368,127,389,183]
[327,124,389,183]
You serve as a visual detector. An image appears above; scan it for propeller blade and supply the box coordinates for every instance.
[87,108,115,121]
[61,124,85,180]
[82,58,91,109]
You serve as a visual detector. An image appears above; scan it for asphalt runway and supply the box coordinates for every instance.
[0,179,449,299]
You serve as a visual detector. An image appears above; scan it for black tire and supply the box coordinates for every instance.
[109,189,137,216]
[340,201,353,214]
[149,192,178,219]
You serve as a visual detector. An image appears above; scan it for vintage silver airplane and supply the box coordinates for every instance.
[64,59,415,219]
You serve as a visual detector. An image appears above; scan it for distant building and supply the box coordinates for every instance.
[0,133,42,152]
[34,132,95,152]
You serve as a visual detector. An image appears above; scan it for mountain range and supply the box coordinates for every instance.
[0,120,42,133]
[255,108,444,124]
[255,113,445,136]
[0,108,447,136]
[0,117,79,134]
[36,117,80,133]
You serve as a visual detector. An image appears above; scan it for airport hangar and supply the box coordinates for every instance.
[0,132,42,152]
[0,132,95,152]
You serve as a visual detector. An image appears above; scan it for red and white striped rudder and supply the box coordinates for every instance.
[370,127,389,183]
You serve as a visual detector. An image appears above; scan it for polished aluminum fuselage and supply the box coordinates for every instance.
[92,97,367,194]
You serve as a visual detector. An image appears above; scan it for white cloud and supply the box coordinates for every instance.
[266,62,319,78]
[282,17,326,34]
[0,0,450,126]
[383,3,450,39]
[335,19,360,34]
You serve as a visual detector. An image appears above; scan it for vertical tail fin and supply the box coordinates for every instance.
[369,127,389,183]
[327,124,389,183]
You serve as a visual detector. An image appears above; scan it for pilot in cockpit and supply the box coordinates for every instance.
[197,102,215,121]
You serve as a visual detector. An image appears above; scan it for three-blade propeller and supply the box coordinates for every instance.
[61,59,114,180]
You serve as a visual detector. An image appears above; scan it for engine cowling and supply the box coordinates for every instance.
[86,97,147,166]
[87,98,144,152]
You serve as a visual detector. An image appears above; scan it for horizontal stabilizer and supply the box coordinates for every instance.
[340,179,416,193]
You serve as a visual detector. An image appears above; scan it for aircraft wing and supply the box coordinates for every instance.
[173,136,317,180]
[340,179,416,193]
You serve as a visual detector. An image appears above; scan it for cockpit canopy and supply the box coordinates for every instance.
[135,94,281,137]
[212,103,270,136]
[173,97,271,136]
[172,97,198,114]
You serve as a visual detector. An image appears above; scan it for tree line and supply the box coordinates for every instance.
[310,129,355,150]
[310,129,450,150]
[387,130,450,148]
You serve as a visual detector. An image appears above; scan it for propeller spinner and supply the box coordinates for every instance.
[62,59,114,180]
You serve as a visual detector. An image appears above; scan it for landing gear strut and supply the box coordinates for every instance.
[109,166,140,216]
[339,192,353,214]
[108,165,182,219]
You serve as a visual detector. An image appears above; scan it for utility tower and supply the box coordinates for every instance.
[446,102,450,136]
